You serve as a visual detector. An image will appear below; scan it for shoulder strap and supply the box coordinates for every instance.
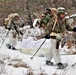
[52,15,57,32]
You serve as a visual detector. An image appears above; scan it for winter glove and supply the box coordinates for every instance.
[56,34,62,41]
[73,26,76,32]
[44,34,50,39]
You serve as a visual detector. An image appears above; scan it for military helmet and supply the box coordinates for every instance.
[13,13,19,18]
[57,7,66,14]
[70,14,76,18]
[73,14,76,17]
[45,8,51,11]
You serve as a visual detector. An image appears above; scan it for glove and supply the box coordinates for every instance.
[73,26,76,32]
[44,34,50,39]
[56,34,62,40]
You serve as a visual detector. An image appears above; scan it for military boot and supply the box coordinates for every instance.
[57,62,68,69]
[46,61,53,66]
[12,47,17,50]
[6,44,11,49]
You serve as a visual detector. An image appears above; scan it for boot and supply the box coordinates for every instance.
[57,62,68,69]
[46,61,53,66]
[6,44,11,49]
[12,47,17,50]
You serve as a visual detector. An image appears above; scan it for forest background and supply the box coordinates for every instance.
[0,0,76,25]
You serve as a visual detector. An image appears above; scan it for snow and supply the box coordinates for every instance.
[0,26,76,75]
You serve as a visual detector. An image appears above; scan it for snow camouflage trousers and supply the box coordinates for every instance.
[12,31,17,38]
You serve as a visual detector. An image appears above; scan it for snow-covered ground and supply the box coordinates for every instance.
[0,26,76,75]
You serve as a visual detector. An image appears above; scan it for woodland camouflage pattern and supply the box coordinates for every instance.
[44,16,73,35]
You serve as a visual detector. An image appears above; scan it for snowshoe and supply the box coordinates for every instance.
[6,44,11,49]
[46,61,53,66]
[57,62,68,69]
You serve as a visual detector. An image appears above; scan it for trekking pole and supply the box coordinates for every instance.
[0,30,9,49]
[72,63,76,67]
[30,39,46,59]
[75,32,76,51]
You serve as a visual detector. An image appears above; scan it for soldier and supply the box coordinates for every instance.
[6,13,24,50]
[40,7,57,29]
[66,14,76,49]
[40,8,51,28]
[44,7,74,69]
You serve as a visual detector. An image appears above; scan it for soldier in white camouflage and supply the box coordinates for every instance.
[6,13,24,50]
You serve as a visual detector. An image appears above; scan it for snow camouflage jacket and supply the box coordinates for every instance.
[44,16,73,35]
[7,19,23,31]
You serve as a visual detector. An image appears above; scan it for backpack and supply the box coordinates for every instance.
[3,18,9,29]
